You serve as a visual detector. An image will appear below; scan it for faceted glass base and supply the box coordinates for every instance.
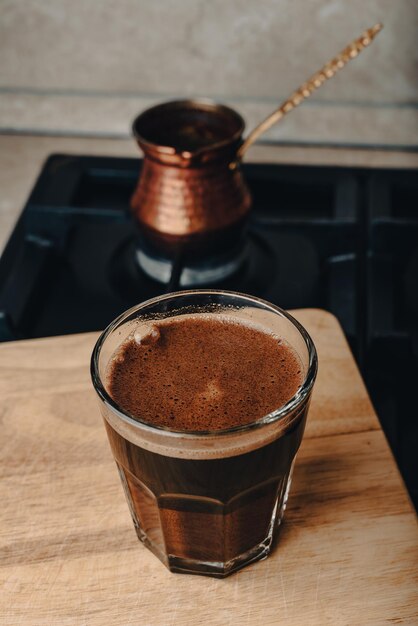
[129,463,294,578]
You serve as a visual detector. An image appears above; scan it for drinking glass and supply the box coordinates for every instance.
[91,290,317,577]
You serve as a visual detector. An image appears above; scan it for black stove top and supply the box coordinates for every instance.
[1,154,417,507]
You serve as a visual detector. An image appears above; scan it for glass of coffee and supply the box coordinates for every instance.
[91,290,317,577]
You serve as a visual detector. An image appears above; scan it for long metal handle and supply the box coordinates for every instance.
[235,23,383,164]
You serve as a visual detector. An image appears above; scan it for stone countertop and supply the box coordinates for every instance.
[1,133,417,255]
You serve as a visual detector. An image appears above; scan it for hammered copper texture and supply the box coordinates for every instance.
[130,100,251,254]
[131,158,251,238]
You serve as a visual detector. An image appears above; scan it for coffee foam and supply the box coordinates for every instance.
[102,309,308,460]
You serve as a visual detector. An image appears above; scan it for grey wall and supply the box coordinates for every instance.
[1,0,417,147]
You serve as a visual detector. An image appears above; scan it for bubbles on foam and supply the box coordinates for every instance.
[197,379,223,403]
[134,324,160,346]
[138,311,280,339]
[106,308,306,454]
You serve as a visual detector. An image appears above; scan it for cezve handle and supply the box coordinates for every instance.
[232,23,383,167]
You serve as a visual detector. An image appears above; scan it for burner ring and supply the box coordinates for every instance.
[135,244,248,287]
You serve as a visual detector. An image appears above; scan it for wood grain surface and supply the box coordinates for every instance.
[0,309,417,626]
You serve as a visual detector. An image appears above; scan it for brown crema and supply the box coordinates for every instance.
[107,315,303,432]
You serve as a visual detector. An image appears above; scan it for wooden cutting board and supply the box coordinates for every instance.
[0,309,417,626]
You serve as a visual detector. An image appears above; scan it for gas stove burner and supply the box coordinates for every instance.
[135,241,248,287]
[107,227,319,313]
[2,153,417,508]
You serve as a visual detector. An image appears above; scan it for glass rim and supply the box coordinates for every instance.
[91,290,318,439]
